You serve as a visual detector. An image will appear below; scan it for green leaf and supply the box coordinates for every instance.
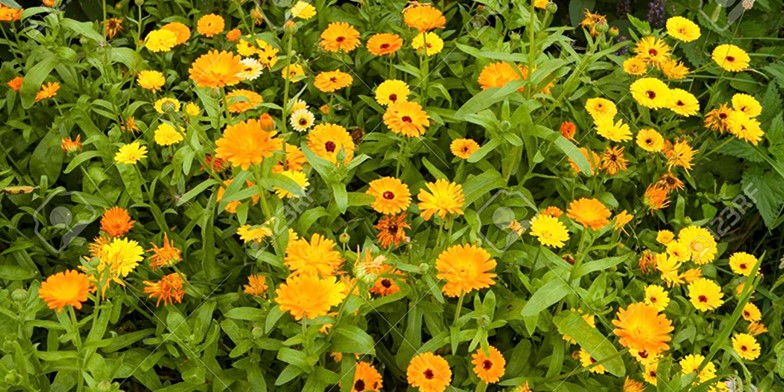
[224,307,266,321]
[64,151,103,174]
[116,164,144,204]
[454,80,526,119]
[719,139,766,162]
[0,265,36,280]
[554,311,626,377]
[742,166,784,227]
[29,131,64,183]
[331,182,348,213]
[520,277,570,318]
[330,325,376,355]
[571,255,631,280]
[20,54,58,109]
[177,179,218,206]
[462,170,507,207]
[532,125,591,174]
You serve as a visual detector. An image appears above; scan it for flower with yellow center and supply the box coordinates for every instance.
[529,214,570,248]
[189,50,244,88]
[478,62,527,91]
[636,128,665,152]
[284,233,344,278]
[114,142,147,164]
[666,240,691,262]
[237,224,272,244]
[101,238,144,278]
[38,270,91,312]
[243,274,268,297]
[154,97,181,114]
[403,3,446,32]
[612,302,673,355]
[436,244,496,297]
[665,139,695,171]
[712,44,750,72]
[623,56,647,76]
[567,198,611,230]
[688,278,724,312]
[677,226,717,264]
[666,17,701,42]
[196,14,224,37]
[594,117,632,142]
[417,179,465,221]
[185,102,200,116]
[585,97,617,121]
[274,274,346,320]
[660,58,690,80]
[137,70,165,91]
[144,29,177,52]
[154,123,183,146]
[656,230,674,244]
[215,118,282,170]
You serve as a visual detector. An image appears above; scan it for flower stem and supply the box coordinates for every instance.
[281,32,294,134]
[452,293,465,327]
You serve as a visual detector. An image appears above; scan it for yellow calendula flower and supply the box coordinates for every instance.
[411,32,444,56]
[742,302,762,322]
[687,278,724,312]
[634,36,670,65]
[666,17,701,42]
[668,88,700,117]
[185,102,201,116]
[529,214,569,248]
[729,252,757,276]
[290,1,316,20]
[145,29,177,52]
[623,56,647,76]
[101,237,144,278]
[375,79,410,106]
[732,333,760,360]
[712,44,750,72]
[154,123,184,146]
[137,70,165,91]
[585,97,617,121]
[114,142,147,164]
[656,230,675,245]
[636,128,664,152]
[726,110,765,145]
[630,77,671,109]
[417,179,465,221]
[594,116,632,142]
[274,170,309,199]
[450,138,480,160]
[660,58,690,80]
[731,93,762,118]
[644,285,670,311]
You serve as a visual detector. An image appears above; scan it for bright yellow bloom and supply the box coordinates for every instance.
[154,123,183,146]
[630,77,671,109]
[732,333,760,360]
[688,278,724,311]
[712,44,750,72]
[669,88,700,116]
[742,302,762,322]
[144,29,177,52]
[101,238,144,278]
[114,142,147,164]
[644,285,670,311]
[636,128,665,152]
[656,230,675,245]
[383,100,430,137]
[666,17,701,42]
[375,79,410,106]
[284,233,344,278]
[274,274,346,320]
[729,252,757,276]
[411,32,444,56]
[585,97,617,121]
[634,36,671,65]
[731,93,762,118]
[660,58,690,80]
[623,56,647,76]
[274,170,309,199]
[529,214,569,248]
[291,1,316,20]
[137,70,165,91]
[579,348,606,374]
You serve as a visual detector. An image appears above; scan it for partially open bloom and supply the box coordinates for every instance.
[7,76,23,92]
[143,273,185,306]
[226,89,263,113]
[417,179,465,221]
[39,270,91,312]
[104,18,123,39]
[35,82,60,102]
[407,352,451,392]
[243,274,268,297]
[411,32,444,56]
[436,244,496,297]
[61,135,82,153]
[478,62,527,91]
[149,233,182,270]
[291,1,316,20]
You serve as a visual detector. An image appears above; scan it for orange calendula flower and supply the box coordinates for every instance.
[417,179,465,221]
[143,273,186,306]
[35,82,60,102]
[307,123,355,164]
[383,100,430,137]
[0,4,23,22]
[352,362,383,392]
[189,50,244,88]
[103,18,123,39]
[375,213,410,249]
[225,89,263,113]
[450,138,480,159]
[613,210,634,232]
[612,302,674,356]
[226,28,241,42]
[370,265,405,296]
[478,62,526,91]
[243,274,268,297]
[560,121,577,141]
[366,33,403,56]
[161,22,191,45]
[407,352,452,392]
[314,70,353,93]
[367,177,411,215]
[471,346,506,384]
[643,184,670,211]
[39,270,92,312]
[664,139,695,171]
[657,172,684,192]
[403,3,446,32]
[274,274,346,320]
[580,10,607,37]
[320,22,360,53]
[7,76,23,91]
[61,135,82,153]
[435,244,496,297]
[215,118,282,170]
[284,233,344,278]
[149,233,182,270]
[196,13,224,37]
[567,198,611,230]
[600,145,628,175]
[100,207,135,238]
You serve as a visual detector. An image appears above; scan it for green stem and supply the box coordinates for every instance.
[474,381,488,392]
[281,32,294,133]
[701,137,732,160]
[252,165,272,219]
[452,293,465,326]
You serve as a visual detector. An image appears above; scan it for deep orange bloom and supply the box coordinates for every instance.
[7,76,23,91]
[39,270,92,312]
[215,118,282,170]
[366,33,403,56]
[567,198,611,230]
[35,82,60,102]
[644,184,670,211]
[560,121,577,141]
[403,4,446,32]
[375,213,410,249]
[143,273,186,306]
[189,50,244,88]
[149,233,182,270]
[320,22,360,53]
[100,207,135,238]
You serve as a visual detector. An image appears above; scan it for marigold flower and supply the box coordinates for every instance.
[677,226,717,264]
[114,142,147,164]
[688,278,724,311]
[100,238,144,278]
[103,17,123,39]
[320,22,360,53]
[601,145,628,175]
[450,138,480,160]
[612,302,673,356]
[307,123,355,164]
[712,44,750,72]
[366,33,403,56]
[237,58,263,81]
[145,29,177,52]
[585,97,617,120]
[731,93,762,118]
[471,346,506,383]
[274,170,309,199]
[435,244,496,297]
[161,22,191,45]
[660,58,690,80]
[644,285,670,311]
[149,233,182,270]
[375,79,410,106]
[668,88,700,117]
[237,224,272,244]
[314,70,353,93]
[732,333,760,360]
[478,62,527,91]
[634,36,671,65]
[137,70,165,92]
[226,89,263,113]
[623,377,646,392]
[7,76,23,91]
[274,274,346,320]
[154,123,184,146]
[630,77,671,109]
[375,213,410,249]
[411,32,444,56]
[100,207,135,238]
[741,302,761,322]
[215,118,282,170]
[143,273,185,306]
[189,50,244,88]
[370,264,405,296]
[569,147,600,175]
[726,110,764,145]
[35,82,60,102]
[580,10,606,37]
[529,215,569,248]
[559,121,577,141]
[367,177,411,215]
[243,274,268,297]
[643,184,670,211]
[403,3,446,32]
[226,28,241,42]
[729,252,757,276]
[284,233,344,278]
[196,14,224,37]
[39,270,91,312]
[406,352,451,392]
[748,321,768,336]
[567,198,611,230]
[273,144,307,173]
[666,16,700,42]
[594,117,632,142]
[61,135,82,153]
[383,100,430,137]
[704,103,732,133]
[623,56,647,76]
[291,1,316,20]
[417,179,464,221]
[579,348,606,374]
[635,128,664,152]
[664,139,695,171]
[352,362,383,392]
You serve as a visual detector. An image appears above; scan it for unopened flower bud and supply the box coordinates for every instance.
[339,232,350,244]
[11,288,27,302]
[545,1,557,14]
